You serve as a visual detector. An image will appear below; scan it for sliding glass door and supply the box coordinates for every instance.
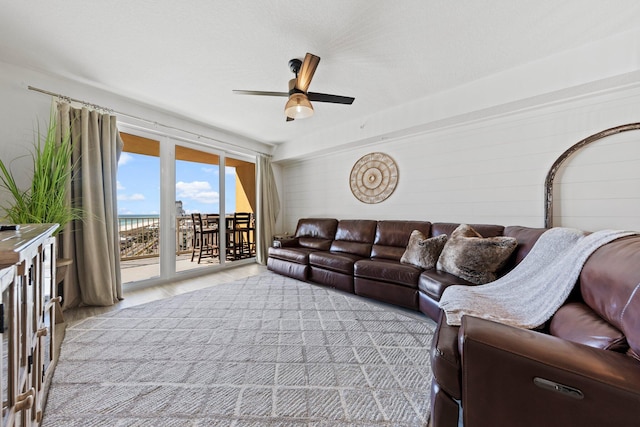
[174,147,257,270]
[117,130,256,286]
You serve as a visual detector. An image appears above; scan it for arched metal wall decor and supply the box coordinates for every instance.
[544,122,640,228]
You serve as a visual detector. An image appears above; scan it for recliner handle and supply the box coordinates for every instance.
[533,377,584,399]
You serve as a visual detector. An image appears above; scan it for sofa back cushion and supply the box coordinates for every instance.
[431,222,504,239]
[579,235,640,359]
[295,218,338,250]
[330,219,377,257]
[371,220,431,261]
[502,226,547,272]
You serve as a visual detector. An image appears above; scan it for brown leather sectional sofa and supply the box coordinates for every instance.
[267,218,545,319]
[267,217,640,427]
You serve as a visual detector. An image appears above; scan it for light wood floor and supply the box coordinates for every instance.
[61,263,267,326]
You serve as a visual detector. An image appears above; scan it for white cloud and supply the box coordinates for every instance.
[176,181,219,204]
[118,152,134,166]
[201,166,216,174]
[118,193,145,201]
[225,166,236,175]
[117,181,125,190]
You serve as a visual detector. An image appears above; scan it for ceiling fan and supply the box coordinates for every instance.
[233,52,355,121]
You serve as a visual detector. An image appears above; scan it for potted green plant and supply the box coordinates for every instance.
[0,112,83,234]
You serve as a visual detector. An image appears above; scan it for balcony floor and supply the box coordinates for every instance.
[120,253,223,284]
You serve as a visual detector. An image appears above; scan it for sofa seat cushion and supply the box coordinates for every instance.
[419,269,474,301]
[268,246,318,264]
[354,259,422,288]
[309,251,363,274]
[550,302,629,352]
[298,237,334,250]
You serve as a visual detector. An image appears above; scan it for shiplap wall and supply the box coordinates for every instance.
[278,84,640,233]
[553,128,640,230]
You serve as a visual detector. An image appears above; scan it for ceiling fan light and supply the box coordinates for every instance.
[284,93,314,119]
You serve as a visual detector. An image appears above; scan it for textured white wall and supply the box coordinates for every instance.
[0,64,52,196]
[278,84,640,233]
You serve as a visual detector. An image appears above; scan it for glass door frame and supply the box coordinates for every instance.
[163,137,230,277]
[171,140,229,273]
[117,124,165,283]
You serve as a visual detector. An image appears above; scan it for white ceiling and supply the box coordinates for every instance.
[2,1,640,148]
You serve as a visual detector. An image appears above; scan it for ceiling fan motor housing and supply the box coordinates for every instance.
[288,58,302,75]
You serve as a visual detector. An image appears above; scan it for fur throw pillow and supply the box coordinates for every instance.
[400,231,448,269]
[436,224,517,284]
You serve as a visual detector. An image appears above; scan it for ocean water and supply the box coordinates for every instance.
[119,215,159,231]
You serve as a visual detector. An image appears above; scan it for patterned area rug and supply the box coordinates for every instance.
[44,272,435,426]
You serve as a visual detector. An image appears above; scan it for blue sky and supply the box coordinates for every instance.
[117,152,236,216]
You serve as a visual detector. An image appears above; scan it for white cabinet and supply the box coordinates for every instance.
[1,224,58,427]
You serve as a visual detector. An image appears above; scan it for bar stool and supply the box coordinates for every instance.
[190,213,218,263]
[231,212,254,259]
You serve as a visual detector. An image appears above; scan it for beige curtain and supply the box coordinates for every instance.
[58,102,123,308]
[256,154,280,264]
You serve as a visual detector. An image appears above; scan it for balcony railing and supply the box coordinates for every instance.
[120,215,193,261]
[119,214,256,262]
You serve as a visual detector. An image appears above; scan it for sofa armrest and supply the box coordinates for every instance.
[459,315,640,427]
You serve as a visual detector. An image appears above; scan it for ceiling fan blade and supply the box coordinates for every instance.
[232,90,289,97]
[296,53,320,93]
[308,92,355,105]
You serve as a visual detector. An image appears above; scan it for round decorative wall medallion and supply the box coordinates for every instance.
[349,152,399,204]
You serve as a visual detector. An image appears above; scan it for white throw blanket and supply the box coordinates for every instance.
[438,227,637,328]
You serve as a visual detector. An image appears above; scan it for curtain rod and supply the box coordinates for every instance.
[27,85,273,157]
